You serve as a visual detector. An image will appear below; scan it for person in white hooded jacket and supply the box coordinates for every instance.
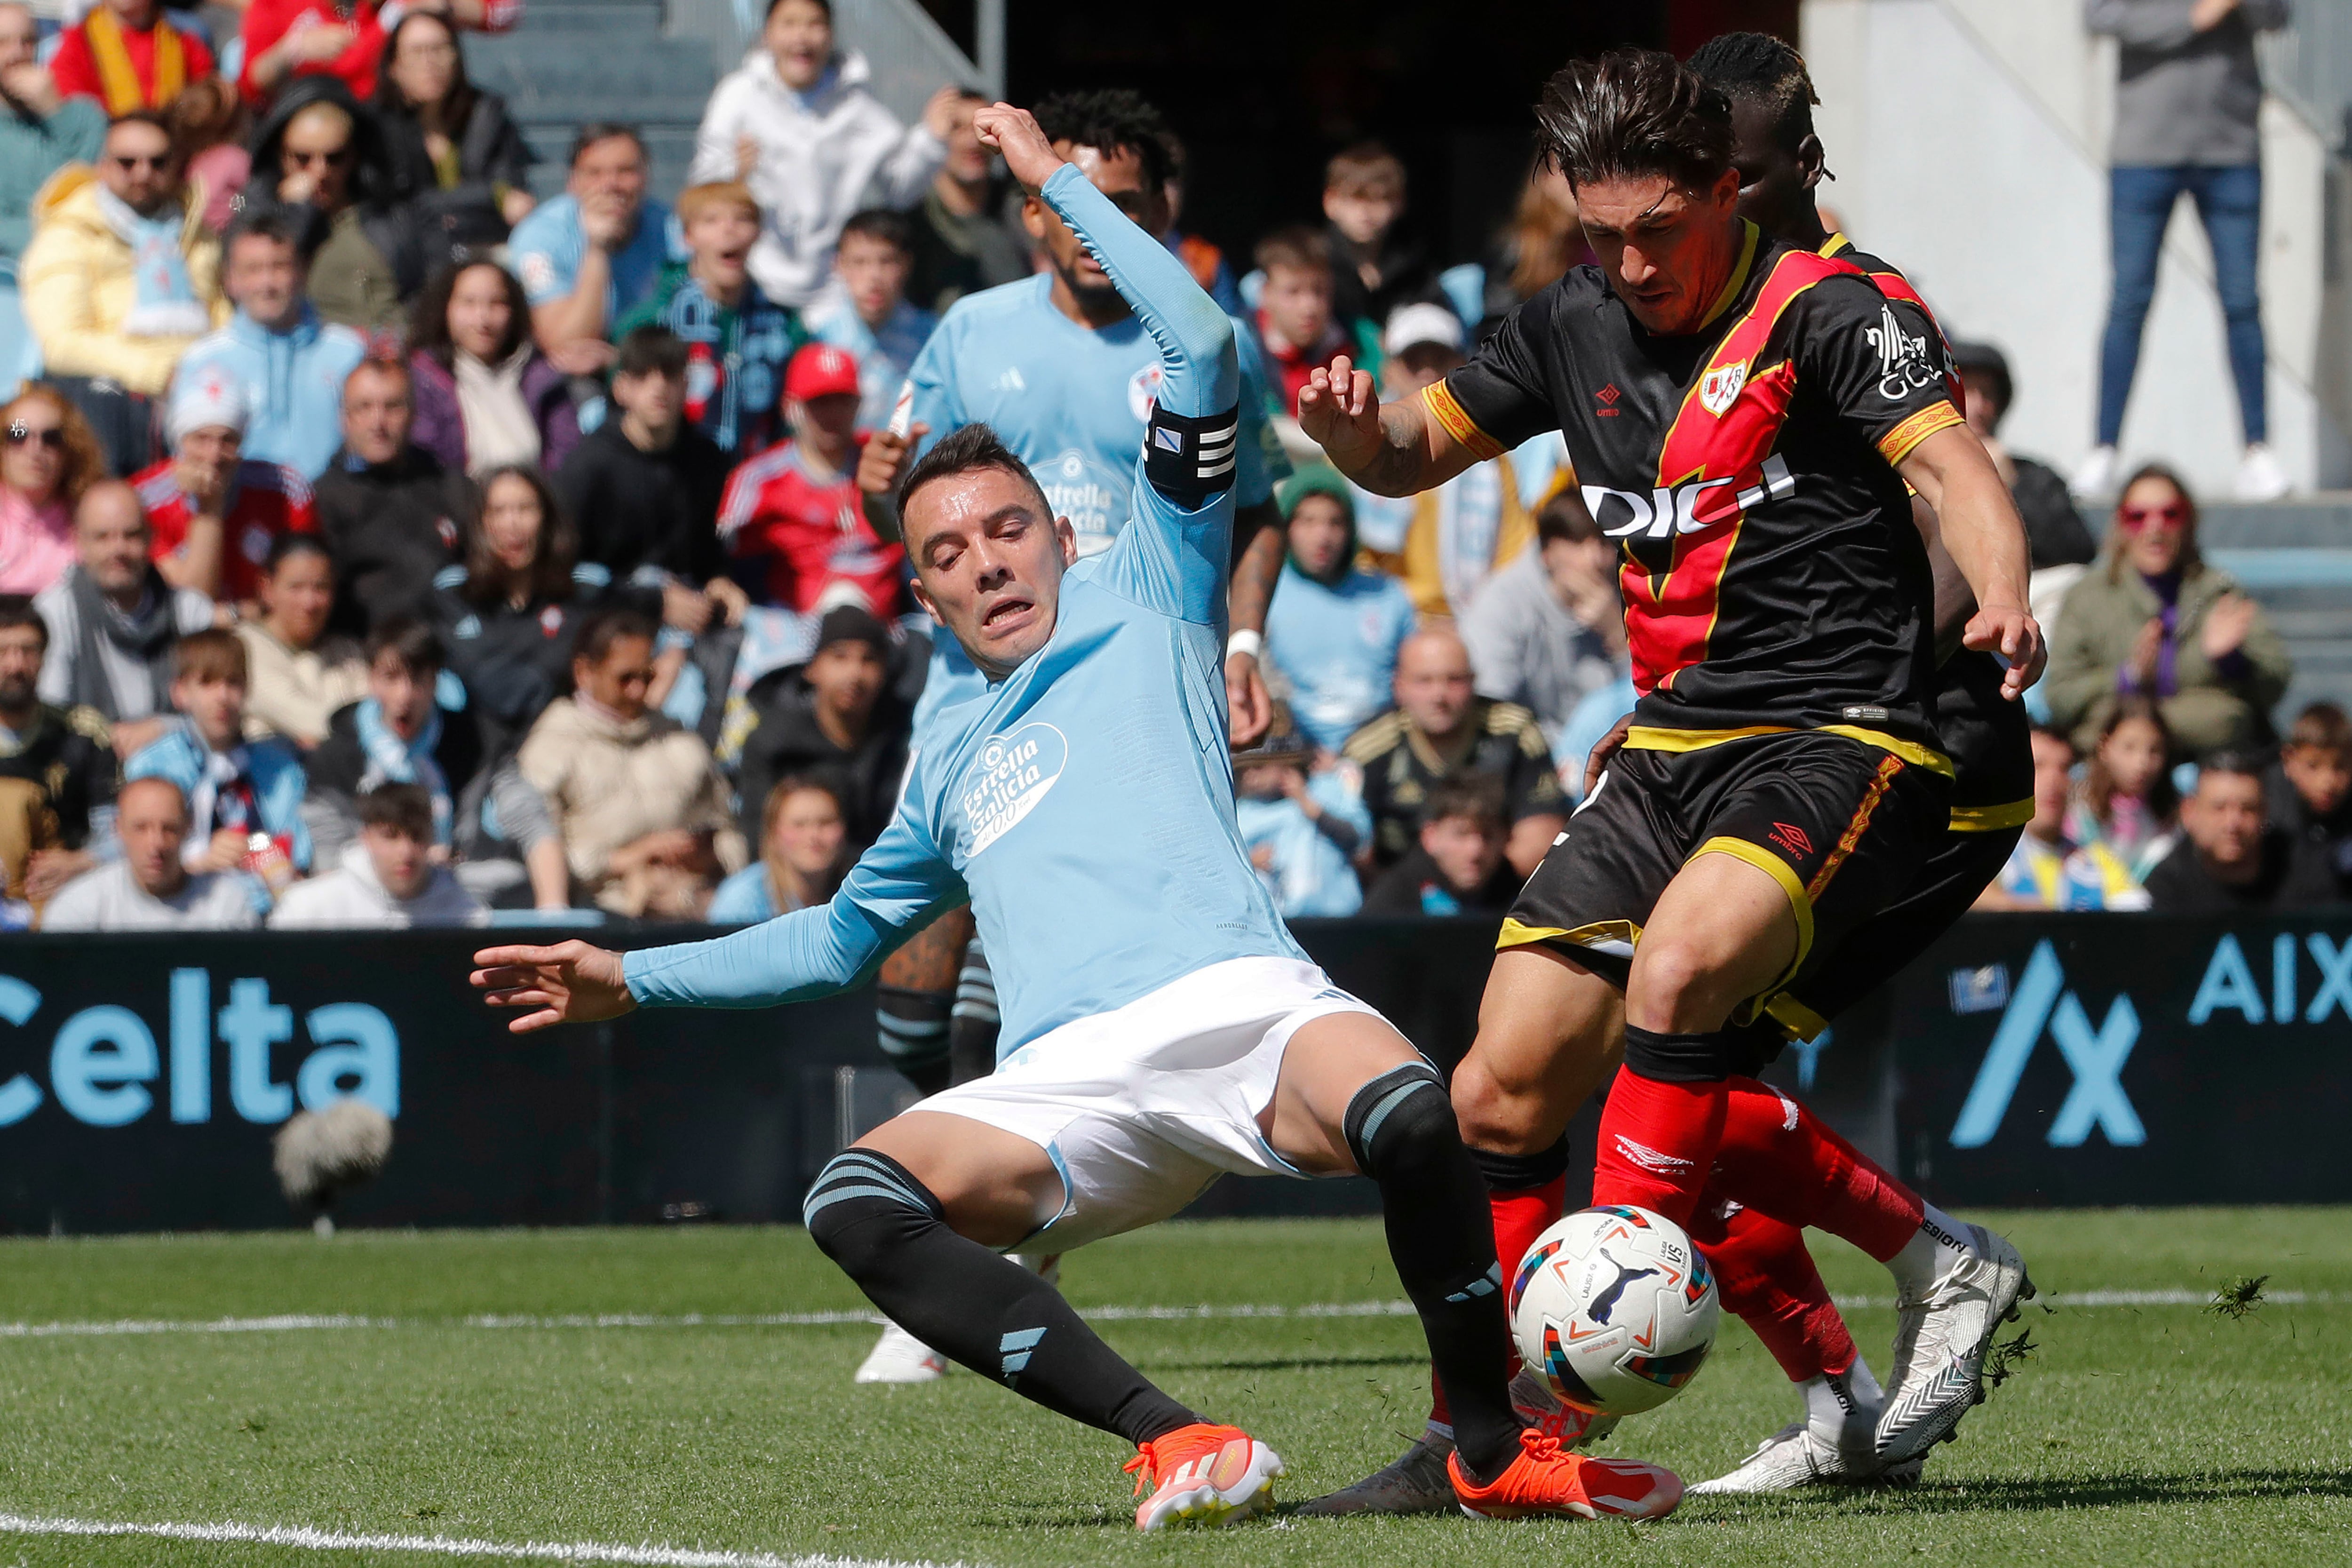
[688,0,956,309]
[270,782,489,928]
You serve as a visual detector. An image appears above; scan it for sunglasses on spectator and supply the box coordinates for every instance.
[5,422,64,451]
[285,146,354,168]
[108,153,173,171]
[2117,503,2187,531]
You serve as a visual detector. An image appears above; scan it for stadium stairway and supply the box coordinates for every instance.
[464,0,716,202]
[2199,499,2352,727]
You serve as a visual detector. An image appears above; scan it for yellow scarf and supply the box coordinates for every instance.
[86,8,184,115]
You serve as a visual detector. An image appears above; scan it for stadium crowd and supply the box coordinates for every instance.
[0,0,2335,931]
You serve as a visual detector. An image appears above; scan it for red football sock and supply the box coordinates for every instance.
[1688,1201,1855,1384]
[1711,1077,1923,1263]
[1590,1067,1724,1226]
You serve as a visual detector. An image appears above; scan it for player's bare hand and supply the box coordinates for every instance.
[972,104,1064,194]
[471,940,636,1034]
[1964,601,2046,698]
[858,422,923,497]
[1225,651,1271,750]
[1582,711,1634,799]
[1297,354,1381,468]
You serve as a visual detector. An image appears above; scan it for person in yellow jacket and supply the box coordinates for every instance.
[20,111,226,474]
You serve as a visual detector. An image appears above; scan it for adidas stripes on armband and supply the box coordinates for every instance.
[1144,404,1240,506]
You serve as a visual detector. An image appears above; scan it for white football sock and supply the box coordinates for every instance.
[1803,1354,1883,1450]
[1886,1202,1974,1296]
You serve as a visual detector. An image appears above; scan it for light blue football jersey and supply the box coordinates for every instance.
[625,164,1306,1053]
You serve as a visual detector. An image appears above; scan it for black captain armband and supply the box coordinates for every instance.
[1144,404,1240,506]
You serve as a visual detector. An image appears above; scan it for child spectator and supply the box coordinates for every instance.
[34,480,213,755]
[1251,225,1348,467]
[509,124,678,374]
[1232,711,1366,918]
[22,111,225,477]
[165,76,249,234]
[0,595,114,909]
[805,207,936,433]
[373,10,536,251]
[517,606,745,917]
[302,616,480,864]
[707,772,847,923]
[1262,466,1414,754]
[1459,487,1624,749]
[1356,304,1534,619]
[906,87,1029,313]
[42,775,260,930]
[2065,694,2178,886]
[614,181,798,460]
[0,385,101,597]
[687,0,951,310]
[235,534,367,748]
[2145,751,2335,913]
[239,0,387,107]
[48,0,217,113]
[1322,141,1434,337]
[2268,700,2352,891]
[171,208,369,481]
[1979,725,2144,911]
[124,627,310,887]
[731,604,907,853]
[406,260,582,478]
[134,369,317,607]
[1361,774,1519,916]
[315,357,471,636]
[717,342,904,617]
[271,780,486,927]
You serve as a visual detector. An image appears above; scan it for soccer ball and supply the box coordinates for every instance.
[1508,1205,1720,1417]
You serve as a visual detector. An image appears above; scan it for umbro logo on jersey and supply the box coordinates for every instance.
[1594,383,1621,417]
[1768,821,1813,858]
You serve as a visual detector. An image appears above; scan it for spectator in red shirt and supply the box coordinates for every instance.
[239,0,386,107]
[133,365,316,607]
[1251,226,1347,469]
[48,0,215,114]
[716,341,904,618]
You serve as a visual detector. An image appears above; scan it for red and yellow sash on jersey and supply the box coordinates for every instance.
[1822,233,1967,407]
[85,7,185,114]
[1619,246,1864,697]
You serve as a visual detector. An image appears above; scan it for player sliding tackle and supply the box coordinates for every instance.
[1299,48,2044,1512]
[472,102,1682,1531]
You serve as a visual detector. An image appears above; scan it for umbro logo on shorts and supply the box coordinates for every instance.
[1769,822,1814,859]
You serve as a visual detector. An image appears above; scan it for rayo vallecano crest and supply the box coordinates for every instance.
[1699,362,1748,416]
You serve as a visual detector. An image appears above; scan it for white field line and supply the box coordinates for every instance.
[0,1511,961,1567]
[0,1289,2327,1341]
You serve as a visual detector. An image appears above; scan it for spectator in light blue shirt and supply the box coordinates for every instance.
[1263,465,1416,754]
[1232,711,1367,918]
[804,208,937,432]
[509,124,680,375]
[707,773,850,923]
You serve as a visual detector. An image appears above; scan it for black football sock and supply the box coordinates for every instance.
[874,986,951,1097]
[804,1148,1200,1446]
[1345,1061,1523,1484]
[948,941,1001,1086]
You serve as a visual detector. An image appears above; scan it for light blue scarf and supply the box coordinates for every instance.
[355,696,453,846]
[94,184,208,338]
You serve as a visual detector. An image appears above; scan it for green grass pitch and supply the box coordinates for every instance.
[1,1209,2347,1566]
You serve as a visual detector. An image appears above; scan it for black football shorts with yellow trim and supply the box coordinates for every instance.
[1499,729,1951,1026]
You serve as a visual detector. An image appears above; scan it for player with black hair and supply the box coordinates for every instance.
[1301,45,2040,1511]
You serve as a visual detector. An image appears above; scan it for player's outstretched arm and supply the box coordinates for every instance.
[1899,424,2044,697]
[1298,355,1479,498]
[473,941,636,1034]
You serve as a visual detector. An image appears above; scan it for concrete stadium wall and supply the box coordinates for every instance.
[1802,0,2351,495]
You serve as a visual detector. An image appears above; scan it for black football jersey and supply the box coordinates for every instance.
[1429,223,1964,767]
[1824,234,2032,820]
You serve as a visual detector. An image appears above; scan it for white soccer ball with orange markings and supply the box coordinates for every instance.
[1508,1204,1721,1417]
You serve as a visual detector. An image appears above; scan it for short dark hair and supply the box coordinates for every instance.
[226,203,326,265]
[2197,750,2268,788]
[262,532,334,575]
[1253,224,1330,276]
[366,615,444,674]
[2028,723,2074,754]
[1325,141,1405,199]
[573,605,658,667]
[1535,48,1734,192]
[0,594,48,650]
[763,0,828,17]
[613,324,688,381]
[1686,30,1817,155]
[1422,773,1506,833]
[172,627,247,685]
[898,422,1051,529]
[1033,89,1174,195]
[1950,341,2014,420]
[1534,489,1601,548]
[567,122,646,167]
[358,782,436,840]
[2288,701,2352,757]
[838,207,913,255]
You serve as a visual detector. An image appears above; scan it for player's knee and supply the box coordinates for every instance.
[1451,1058,1560,1155]
[1343,1060,1454,1182]
[803,1148,944,1277]
[1627,934,1743,1031]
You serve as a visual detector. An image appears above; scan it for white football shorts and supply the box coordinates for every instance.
[919,955,1388,1251]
